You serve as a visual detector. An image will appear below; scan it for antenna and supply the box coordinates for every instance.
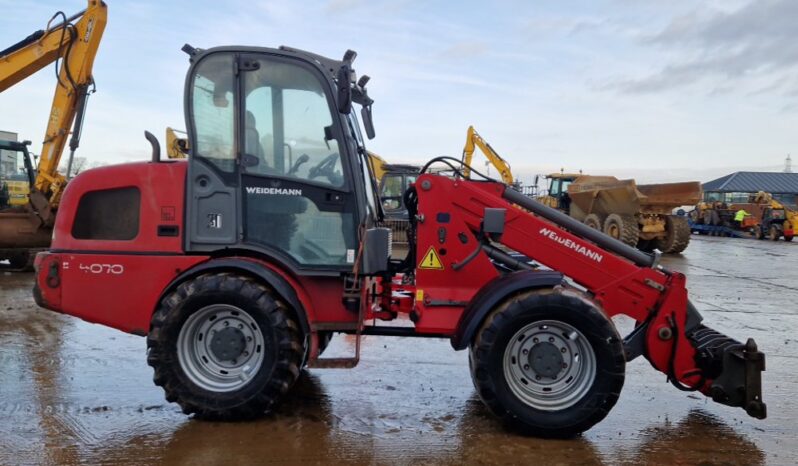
[786,154,793,173]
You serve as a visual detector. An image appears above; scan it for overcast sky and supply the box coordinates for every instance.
[1,0,795,185]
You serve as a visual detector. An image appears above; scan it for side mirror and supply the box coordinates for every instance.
[336,64,352,114]
[361,105,375,139]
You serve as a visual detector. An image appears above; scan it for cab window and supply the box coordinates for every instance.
[242,61,345,188]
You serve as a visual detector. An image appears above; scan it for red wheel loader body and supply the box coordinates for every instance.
[33,44,765,436]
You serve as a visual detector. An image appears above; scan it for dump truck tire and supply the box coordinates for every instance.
[785,235,794,242]
[603,214,639,247]
[769,224,783,241]
[147,272,303,420]
[470,290,625,438]
[583,214,604,230]
[655,216,691,254]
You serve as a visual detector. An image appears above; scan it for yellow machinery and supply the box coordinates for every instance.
[0,0,107,269]
[539,172,701,254]
[461,125,514,185]
[0,140,32,206]
[752,192,796,241]
[166,127,189,159]
[692,191,797,241]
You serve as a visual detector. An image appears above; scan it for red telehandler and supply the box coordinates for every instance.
[34,44,765,437]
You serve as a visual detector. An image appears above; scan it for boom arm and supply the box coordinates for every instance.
[408,174,766,419]
[0,0,107,209]
[461,125,514,185]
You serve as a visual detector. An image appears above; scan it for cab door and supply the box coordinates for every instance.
[185,51,360,271]
[185,53,240,249]
[237,54,358,270]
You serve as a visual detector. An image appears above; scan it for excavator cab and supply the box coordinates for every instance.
[182,46,382,271]
[0,140,35,209]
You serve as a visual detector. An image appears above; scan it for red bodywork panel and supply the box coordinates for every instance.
[37,161,358,336]
[399,175,701,387]
[52,161,188,253]
[36,168,714,393]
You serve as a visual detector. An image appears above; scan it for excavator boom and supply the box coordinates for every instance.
[461,125,514,185]
[0,1,106,269]
[0,0,107,208]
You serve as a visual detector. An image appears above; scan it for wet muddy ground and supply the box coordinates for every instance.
[1,235,796,465]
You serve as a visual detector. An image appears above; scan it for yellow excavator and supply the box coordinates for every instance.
[461,125,514,185]
[0,0,107,269]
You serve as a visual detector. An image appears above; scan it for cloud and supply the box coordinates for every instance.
[437,41,489,61]
[604,0,798,99]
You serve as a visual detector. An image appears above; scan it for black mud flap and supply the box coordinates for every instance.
[690,326,767,419]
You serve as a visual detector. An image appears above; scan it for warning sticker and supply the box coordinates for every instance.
[418,247,444,270]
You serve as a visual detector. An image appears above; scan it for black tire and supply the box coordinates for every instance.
[583,214,604,231]
[7,251,32,271]
[603,213,639,247]
[769,224,783,241]
[470,290,625,438]
[655,216,691,254]
[147,272,303,420]
[785,235,794,242]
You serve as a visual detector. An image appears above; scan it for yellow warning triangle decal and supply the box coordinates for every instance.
[419,247,444,270]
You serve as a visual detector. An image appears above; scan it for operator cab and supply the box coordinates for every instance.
[544,174,577,211]
[0,140,35,209]
[378,164,418,218]
[183,45,382,273]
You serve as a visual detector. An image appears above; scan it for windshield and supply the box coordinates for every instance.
[0,147,32,183]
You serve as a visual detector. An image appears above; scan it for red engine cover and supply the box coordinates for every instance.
[53,160,188,253]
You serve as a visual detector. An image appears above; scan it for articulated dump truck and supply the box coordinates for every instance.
[541,174,701,254]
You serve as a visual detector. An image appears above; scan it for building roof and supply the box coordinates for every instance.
[703,171,798,194]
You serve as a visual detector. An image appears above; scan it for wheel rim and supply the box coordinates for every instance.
[503,320,596,411]
[607,223,620,239]
[177,304,266,393]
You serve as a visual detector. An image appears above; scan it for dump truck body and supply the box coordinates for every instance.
[541,174,701,253]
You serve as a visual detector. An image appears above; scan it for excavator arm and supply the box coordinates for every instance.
[461,125,514,185]
[0,0,107,216]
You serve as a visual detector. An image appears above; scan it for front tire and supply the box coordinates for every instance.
[769,224,783,241]
[470,290,625,437]
[655,215,691,254]
[147,272,303,419]
[603,213,639,247]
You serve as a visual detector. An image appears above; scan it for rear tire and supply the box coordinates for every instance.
[583,214,604,231]
[147,272,303,420]
[8,251,32,271]
[785,235,794,242]
[655,216,691,254]
[469,290,625,437]
[603,213,639,247]
[769,224,783,241]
